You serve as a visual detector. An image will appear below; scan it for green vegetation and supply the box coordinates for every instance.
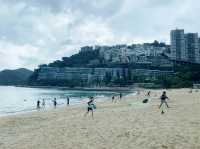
[48,49,102,67]
[149,63,200,88]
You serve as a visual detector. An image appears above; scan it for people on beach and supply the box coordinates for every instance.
[53,98,57,108]
[85,96,96,118]
[159,91,170,110]
[37,100,40,109]
[67,96,70,106]
[42,99,45,108]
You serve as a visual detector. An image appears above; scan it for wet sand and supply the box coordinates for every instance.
[0,88,200,149]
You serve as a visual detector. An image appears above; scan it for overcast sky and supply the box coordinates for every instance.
[0,0,200,70]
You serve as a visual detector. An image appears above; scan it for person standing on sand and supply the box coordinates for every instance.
[85,96,96,118]
[159,91,170,109]
[67,96,70,106]
[53,98,57,108]
[37,100,40,109]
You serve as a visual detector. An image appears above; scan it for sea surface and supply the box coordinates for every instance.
[0,86,125,116]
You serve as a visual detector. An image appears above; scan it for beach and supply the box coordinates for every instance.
[0,88,200,149]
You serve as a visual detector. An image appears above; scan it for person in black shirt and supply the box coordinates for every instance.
[67,96,70,106]
[53,98,57,108]
[37,100,40,109]
[159,91,169,109]
[85,97,95,118]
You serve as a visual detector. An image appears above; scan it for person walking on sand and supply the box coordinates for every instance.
[53,98,57,108]
[85,96,96,118]
[37,100,41,109]
[159,91,170,109]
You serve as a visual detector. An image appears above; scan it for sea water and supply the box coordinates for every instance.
[0,86,123,116]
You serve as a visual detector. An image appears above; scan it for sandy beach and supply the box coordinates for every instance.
[0,88,200,149]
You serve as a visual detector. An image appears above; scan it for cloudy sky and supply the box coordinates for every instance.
[0,0,199,70]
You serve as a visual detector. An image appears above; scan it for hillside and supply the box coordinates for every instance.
[0,68,33,85]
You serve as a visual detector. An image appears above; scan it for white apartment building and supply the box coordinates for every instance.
[170,29,186,61]
[170,29,200,64]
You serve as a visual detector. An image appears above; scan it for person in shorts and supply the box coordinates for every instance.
[159,91,170,109]
[85,97,96,118]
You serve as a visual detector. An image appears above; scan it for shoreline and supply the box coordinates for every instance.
[0,87,135,117]
[0,91,132,118]
[0,87,194,118]
[0,88,137,118]
[0,101,85,118]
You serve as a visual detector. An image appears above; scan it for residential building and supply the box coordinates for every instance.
[37,66,128,85]
[170,29,186,61]
[185,33,199,63]
[170,29,200,64]
[131,69,175,80]
[199,38,200,61]
[80,46,93,52]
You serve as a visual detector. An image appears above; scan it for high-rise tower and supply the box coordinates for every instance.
[170,29,186,61]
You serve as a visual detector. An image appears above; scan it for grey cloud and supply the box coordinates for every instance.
[0,0,200,70]
[3,0,124,17]
[0,0,123,45]
[146,0,179,7]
